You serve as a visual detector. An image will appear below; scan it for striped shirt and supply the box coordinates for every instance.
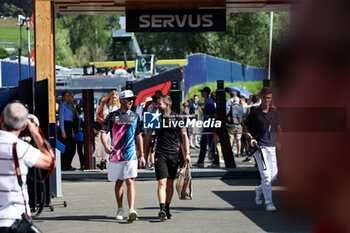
[0,130,40,227]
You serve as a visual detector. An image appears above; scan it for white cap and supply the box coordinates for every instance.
[145,97,152,102]
[120,90,137,99]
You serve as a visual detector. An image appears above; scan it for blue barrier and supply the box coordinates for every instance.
[1,62,35,87]
[0,87,19,113]
[184,54,268,94]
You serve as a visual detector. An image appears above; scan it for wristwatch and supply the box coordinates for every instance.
[186,152,191,155]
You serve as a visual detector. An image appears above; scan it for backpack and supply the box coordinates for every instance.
[227,103,243,125]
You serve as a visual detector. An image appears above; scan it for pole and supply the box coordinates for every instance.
[268,11,274,81]
[27,18,31,78]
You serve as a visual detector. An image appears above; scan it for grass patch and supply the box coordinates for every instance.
[185,81,263,103]
[0,26,34,44]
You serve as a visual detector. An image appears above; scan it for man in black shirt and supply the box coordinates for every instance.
[244,87,281,212]
[144,95,191,221]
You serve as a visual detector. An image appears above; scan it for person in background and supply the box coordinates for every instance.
[59,91,75,171]
[0,102,55,231]
[239,96,250,161]
[188,95,201,148]
[193,87,219,168]
[93,90,120,170]
[242,94,261,162]
[226,94,244,158]
[144,95,159,170]
[74,102,85,170]
[244,87,281,212]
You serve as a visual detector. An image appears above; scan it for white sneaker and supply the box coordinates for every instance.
[127,208,138,222]
[116,208,124,220]
[265,203,277,212]
[255,187,263,206]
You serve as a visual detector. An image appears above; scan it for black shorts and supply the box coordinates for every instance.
[155,151,179,180]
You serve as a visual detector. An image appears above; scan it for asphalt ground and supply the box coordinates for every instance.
[39,141,313,232]
[34,178,312,233]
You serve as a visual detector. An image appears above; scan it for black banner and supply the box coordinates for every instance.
[126,9,226,32]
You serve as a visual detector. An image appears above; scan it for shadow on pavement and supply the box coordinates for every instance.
[213,190,312,233]
[141,206,234,211]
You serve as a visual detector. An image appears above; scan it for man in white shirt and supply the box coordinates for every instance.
[0,102,54,231]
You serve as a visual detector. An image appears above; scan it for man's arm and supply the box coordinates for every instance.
[243,121,257,147]
[27,119,55,169]
[180,129,191,163]
[59,104,66,139]
[143,129,153,158]
[136,134,146,167]
[101,131,113,154]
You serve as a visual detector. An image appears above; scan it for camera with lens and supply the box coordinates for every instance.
[19,114,40,142]
[244,141,260,157]
[11,214,42,233]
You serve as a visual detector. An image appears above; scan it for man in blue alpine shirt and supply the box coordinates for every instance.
[101,90,146,222]
[193,86,219,168]
[243,87,281,212]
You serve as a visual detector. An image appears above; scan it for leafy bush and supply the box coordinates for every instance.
[0,47,9,59]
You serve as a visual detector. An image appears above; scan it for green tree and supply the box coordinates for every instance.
[0,0,32,17]
[55,20,75,67]
[0,47,9,59]
[55,14,120,66]
[135,12,289,67]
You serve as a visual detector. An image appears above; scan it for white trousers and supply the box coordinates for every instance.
[254,146,278,206]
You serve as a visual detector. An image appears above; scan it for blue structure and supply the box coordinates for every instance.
[184,54,267,94]
[0,62,35,87]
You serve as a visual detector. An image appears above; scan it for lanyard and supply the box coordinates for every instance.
[11,142,29,218]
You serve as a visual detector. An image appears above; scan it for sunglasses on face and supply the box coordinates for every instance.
[124,98,135,102]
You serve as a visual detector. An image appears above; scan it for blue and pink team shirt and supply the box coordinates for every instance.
[101,109,142,163]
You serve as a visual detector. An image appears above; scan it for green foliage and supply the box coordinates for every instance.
[0,0,33,17]
[55,14,120,67]
[135,12,289,68]
[185,81,263,104]
[0,47,9,58]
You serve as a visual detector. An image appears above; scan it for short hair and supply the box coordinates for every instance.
[62,91,69,100]
[152,95,158,103]
[259,87,273,97]
[1,103,28,131]
[159,95,172,106]
[230,91,237,98]
[193,94,199,99]
[252,94,260,104]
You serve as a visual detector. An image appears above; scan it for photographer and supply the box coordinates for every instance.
[0,102,55,232]
[243,87,281,212]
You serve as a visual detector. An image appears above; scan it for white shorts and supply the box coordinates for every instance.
[107,160,138,181]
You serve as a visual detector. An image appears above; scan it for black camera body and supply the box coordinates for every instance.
[11,214,42,233]
[244,141,260,157]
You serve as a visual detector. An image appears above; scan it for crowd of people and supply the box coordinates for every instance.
[54,85,279,220]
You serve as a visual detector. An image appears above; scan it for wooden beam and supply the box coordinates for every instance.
[34,0,56,123]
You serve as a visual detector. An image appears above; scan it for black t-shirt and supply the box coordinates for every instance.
[245,106,279,147]
[155,111,184,154]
